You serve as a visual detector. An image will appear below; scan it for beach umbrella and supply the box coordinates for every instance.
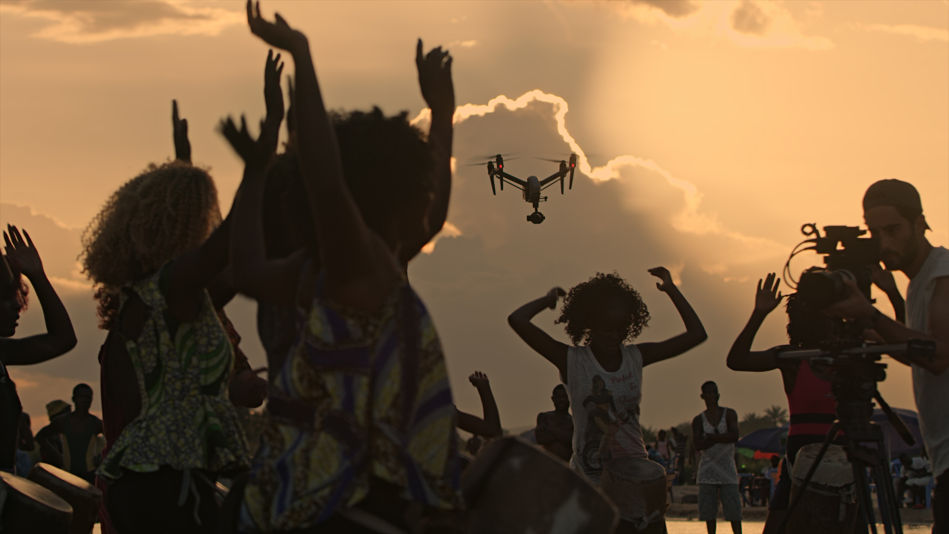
[872,407,923,459]
[737,426,788,458]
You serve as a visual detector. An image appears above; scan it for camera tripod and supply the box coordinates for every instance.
[776,348,925,534]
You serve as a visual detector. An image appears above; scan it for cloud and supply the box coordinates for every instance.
[421,90,784,256]
[0,0,242,44]
[630,0,699,19]
[856,23,949,43]
[448,39,478,49]
[731,0,769,35]
[614,0,833,51]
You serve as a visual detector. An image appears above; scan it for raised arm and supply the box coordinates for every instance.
[224,51,305,305]
[412,40,454,253]
[247,1,382,297]
[0,226,77,365]
[727,273,783,372]
[639,267,708,366]
[456,371,501,438]
[172,99,191,164]
[508,287,570,381]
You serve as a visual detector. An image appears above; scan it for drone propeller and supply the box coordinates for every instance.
[465,156,519,167]
[534,157,567,163]
[473,152,517,160]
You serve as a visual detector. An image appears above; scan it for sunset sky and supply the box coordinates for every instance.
[1,0,947,433]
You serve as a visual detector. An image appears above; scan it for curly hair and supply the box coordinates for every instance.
[556,272,650,345]
[331,107,433,238]
[80,161,221,327]
[785,292,835,347]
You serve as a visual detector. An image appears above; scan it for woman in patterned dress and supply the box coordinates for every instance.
[81,102,255,533]
[223,2,460,532]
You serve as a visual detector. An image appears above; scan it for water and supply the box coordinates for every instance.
[666,520,932,533]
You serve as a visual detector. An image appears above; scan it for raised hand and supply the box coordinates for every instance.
[219,115,257,164]
[546,286,566,309]
[246,0,307,53]
[3,225,44,279]
[172,99,191,163]
[468,371,490,389]
[648,266,675,293]
[263,49,285,128]
[416,39,454,116]
[754,272,783,315]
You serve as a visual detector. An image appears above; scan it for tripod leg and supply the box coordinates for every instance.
[851,462,879,534]
[870,459,903,534]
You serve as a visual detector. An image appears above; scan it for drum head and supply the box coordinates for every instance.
[1,470,73,534]
[792,444,854,488]
[29,462,98,493]
[0,471,73,516]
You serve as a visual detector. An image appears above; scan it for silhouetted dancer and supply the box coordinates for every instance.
[83,98,255,533]
[0,225,77,473]
[726,273,905,532]
[457,371,502,438]
[226,3,461,531]
[509,268,707,533]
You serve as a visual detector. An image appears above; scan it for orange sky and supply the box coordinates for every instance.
[1,0,947,432]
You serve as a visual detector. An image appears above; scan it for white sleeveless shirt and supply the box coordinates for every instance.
[908,246,949,479]
[565,344,647,481]
[696,408,739,485]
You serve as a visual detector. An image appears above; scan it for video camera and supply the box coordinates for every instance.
[786,223,878,307]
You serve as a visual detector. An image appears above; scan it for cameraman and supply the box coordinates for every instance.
[827,179,948,532]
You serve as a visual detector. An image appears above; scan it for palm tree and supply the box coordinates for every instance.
[764,405,788,426]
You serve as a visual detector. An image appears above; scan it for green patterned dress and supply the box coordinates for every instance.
[98,267,249,479]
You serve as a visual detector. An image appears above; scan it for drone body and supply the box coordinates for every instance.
[485,153,577,224]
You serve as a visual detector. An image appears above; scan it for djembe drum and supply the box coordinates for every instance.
[600,457,669,532]
[27,463,102,534]
[462,436,619,534]
[788,443,858,533]
[0,470,72,533]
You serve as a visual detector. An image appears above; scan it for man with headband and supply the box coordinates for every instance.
[827,179,948,532]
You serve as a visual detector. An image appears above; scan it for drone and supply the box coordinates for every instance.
[483,153,577,224]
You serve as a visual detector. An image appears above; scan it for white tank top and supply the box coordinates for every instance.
[565,344,647,481]
[908,246,949,479]
[696,408,738,485]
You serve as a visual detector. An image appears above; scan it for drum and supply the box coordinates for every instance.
[788,444,858,533]
[27,462,102,534]
[0,470,73,534]
[462,436,618,534]
[600,457,668,530]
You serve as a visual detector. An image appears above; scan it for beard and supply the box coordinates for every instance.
[881,238,919,271]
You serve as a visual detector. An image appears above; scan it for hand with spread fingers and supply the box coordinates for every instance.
[754,272,783,315]
[3,225,44,280]
[468,371,490,390]
[416,39,454,117]
[246,0,307,53]
[172,99,191,163]
[263,49,285,132]
[219,114,258,165]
